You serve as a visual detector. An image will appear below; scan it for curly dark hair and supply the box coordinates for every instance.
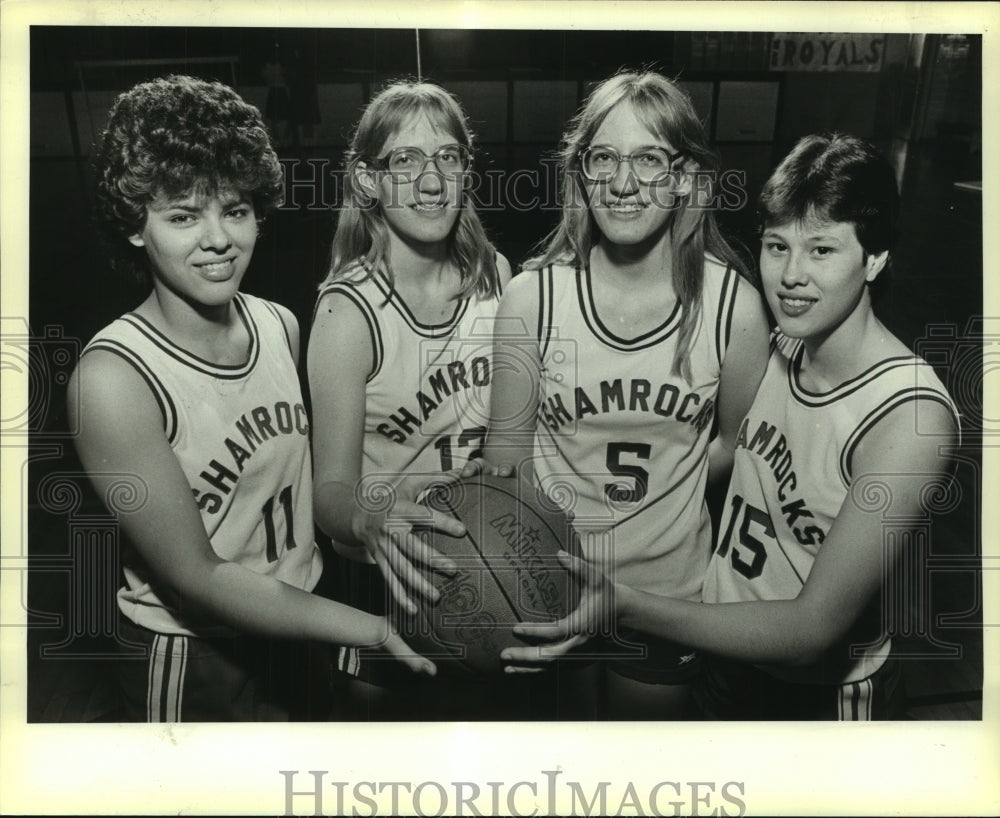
[93,74,284,286]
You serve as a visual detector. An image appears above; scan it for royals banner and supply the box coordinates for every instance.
[770,33,886,72]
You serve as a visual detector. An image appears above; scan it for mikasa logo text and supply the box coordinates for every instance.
[489,512,563,612]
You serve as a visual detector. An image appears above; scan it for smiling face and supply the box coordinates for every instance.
[363,112,465,256]
[128,189,257,309]
[760,217,888,344]
[583,102,688,253]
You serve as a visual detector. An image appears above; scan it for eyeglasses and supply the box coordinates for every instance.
[368,144,472,179]
[579,144,685,185]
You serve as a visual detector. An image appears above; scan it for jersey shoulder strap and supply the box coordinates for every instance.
[83,317,179,442]
[704,259,740,367]
[316,277,384,380]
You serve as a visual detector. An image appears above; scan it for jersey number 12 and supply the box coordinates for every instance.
[435,426,487,471]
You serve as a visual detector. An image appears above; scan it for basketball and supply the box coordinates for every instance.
[394,473,580,677]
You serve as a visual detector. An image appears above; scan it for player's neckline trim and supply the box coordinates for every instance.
[786,338,918,407]
[120,293,260,378]
[578,263,681,351]
[368,266,469,337]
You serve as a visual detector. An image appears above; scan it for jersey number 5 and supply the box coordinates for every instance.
[716,494,771,579]
[605,442,651,503]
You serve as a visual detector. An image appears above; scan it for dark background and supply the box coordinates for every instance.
[25,27,984,721]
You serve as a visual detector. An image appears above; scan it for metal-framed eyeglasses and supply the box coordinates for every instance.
[368,144,472,179]
[579,144,685,185]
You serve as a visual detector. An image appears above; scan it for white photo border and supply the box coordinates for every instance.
[2,1,997,815]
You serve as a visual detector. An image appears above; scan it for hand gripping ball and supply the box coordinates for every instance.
[395,474,581,676]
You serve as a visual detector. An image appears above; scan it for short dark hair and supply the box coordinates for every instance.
[758,133,900,257]
[93,74,283,286]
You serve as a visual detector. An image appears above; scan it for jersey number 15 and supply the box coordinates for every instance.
[715,494,771,579]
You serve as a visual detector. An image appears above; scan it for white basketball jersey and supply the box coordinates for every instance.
[533,258,741,600]
[317,268,500,557]
[84,293,322,636]
[702,332,958,683]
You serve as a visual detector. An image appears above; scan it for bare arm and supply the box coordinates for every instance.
[708,275,770,483]
[271,300,302,365]
[520,399,958,667]
[307,290,463,613]
[495,252,514,290]
[67,351,433,673]
[483,271,542,484]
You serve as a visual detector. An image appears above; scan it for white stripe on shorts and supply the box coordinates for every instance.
[838,678,873,721]
[147,634,188,722]
[338,646,361,677]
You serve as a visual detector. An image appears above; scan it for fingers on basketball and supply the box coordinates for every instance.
[392,473,578,676]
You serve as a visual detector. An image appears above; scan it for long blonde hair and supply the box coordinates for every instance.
[534,70,747,381]
[323,79,499,299]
